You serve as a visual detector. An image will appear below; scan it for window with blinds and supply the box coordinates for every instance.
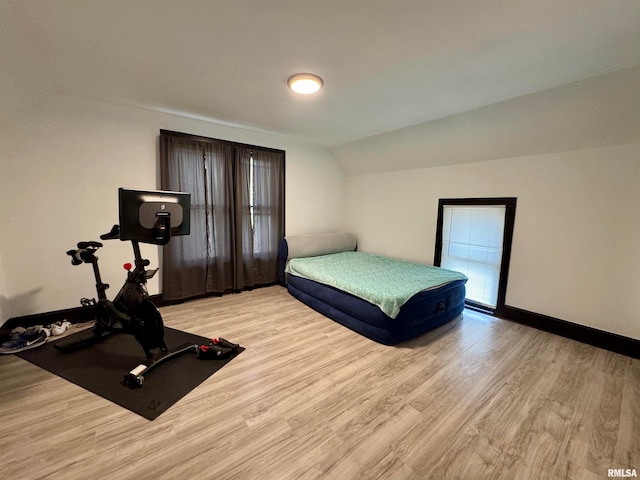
[435,197,517,314]
[441,205,506,308]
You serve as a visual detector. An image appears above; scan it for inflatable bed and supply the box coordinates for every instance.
[279,233,467,345]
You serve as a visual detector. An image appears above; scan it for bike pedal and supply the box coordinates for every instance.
[80,298,97,306]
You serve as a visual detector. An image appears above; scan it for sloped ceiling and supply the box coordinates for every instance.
[332,65,640,174]
[3,0,640,150]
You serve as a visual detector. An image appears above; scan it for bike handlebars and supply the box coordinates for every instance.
[100,224,120,241]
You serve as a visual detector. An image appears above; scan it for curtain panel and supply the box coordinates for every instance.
[160,131,284,301]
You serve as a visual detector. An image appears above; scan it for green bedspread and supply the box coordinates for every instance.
[285,251,467,319]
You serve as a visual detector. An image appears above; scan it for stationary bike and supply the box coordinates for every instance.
[64,224,168,359]
[58,188,196,387]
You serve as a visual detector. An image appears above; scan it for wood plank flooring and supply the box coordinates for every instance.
[0,285,638,479]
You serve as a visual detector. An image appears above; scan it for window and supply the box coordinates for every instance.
[249,155,256,230]
[435,198,516,314]
[159,130,285,300]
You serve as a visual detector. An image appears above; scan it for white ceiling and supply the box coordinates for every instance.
[3,0,640,147]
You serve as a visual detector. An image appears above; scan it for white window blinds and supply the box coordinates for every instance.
[441,205,505,308]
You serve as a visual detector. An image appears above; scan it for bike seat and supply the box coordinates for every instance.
[77,241,103,249]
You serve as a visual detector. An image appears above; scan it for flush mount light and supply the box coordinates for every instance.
[287,73,324,94]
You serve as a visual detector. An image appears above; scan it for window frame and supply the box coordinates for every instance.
[434,197,517,315]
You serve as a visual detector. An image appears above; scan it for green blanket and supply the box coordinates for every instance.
[285,251,467,319]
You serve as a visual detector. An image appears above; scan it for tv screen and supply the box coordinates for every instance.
[118,188,191,245]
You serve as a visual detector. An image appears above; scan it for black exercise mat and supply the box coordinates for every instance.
[17,327,243,420]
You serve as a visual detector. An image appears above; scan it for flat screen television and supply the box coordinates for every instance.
[118,188,191,245]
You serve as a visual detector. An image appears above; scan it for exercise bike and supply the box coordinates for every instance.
[57,188,195,387]
[63,224,169,358]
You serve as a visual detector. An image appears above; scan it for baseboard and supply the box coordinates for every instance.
[500,305,640,359]
[6,296,637,360]
[1,304,96,334]
[2,284,278,334]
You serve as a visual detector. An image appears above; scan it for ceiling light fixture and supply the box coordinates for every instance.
[287,73,324,95]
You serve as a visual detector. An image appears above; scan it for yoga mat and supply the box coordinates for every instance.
[17,327,243,420]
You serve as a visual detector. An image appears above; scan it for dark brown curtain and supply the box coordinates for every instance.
[160,131,284,301]
[235,147,285,288]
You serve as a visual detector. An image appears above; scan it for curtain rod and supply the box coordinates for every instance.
[160,129,286,155]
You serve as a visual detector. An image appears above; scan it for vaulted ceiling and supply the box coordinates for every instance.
[3,0,640,148]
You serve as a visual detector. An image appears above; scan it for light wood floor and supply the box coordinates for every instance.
[0,286,638,479]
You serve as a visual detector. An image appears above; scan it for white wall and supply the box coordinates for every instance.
[341,66,640,341]
[345,145,640,340]
[0,94,345,324]
[0,141,6,321]
[0,242,7,322]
